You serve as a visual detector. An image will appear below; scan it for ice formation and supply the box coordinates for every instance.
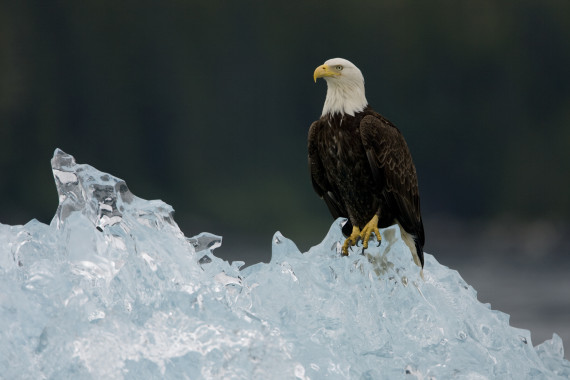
[1,149,569,379]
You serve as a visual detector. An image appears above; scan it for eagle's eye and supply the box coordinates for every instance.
[336,65,343,71]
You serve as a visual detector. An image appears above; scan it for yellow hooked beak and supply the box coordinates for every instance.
[313,64,340,82]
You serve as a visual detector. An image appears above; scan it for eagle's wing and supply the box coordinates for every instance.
[308,120,350,229]
[359,115,425,248]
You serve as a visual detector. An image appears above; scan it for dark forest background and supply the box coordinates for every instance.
[1,1,569,353]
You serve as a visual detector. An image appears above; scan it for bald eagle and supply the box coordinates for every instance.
[309,58,425,267]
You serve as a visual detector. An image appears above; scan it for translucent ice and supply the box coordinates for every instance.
[1,149,569,379]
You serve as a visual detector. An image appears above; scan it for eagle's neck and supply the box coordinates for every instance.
[322,79,367,117]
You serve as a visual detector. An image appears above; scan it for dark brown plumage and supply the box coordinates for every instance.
[308,106,425,267]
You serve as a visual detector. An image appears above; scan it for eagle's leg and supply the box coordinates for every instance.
[361,215,381,249]
[341,226,361,256]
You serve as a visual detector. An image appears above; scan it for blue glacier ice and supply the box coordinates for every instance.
[1,149,569,379]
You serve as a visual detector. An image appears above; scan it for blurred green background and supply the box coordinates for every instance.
[1,0,570,350]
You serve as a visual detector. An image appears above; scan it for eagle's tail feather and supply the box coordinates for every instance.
[398,223,424,269]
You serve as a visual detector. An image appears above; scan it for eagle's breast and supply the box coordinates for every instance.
[317,113,379,227]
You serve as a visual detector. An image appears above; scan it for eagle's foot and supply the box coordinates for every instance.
[341,226,361,256]
[361,215,381,249]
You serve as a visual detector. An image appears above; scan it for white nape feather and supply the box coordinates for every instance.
[321,58,368,117]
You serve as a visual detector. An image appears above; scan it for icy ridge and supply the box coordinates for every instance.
[0,149,568,379]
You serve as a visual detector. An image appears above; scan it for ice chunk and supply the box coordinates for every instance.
[0,149,569,379]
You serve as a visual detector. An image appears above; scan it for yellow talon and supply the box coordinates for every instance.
[361,215,381,249]
[342,226,361,256]
[341,215,382,255]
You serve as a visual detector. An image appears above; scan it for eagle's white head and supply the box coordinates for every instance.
[314,58,368,117]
